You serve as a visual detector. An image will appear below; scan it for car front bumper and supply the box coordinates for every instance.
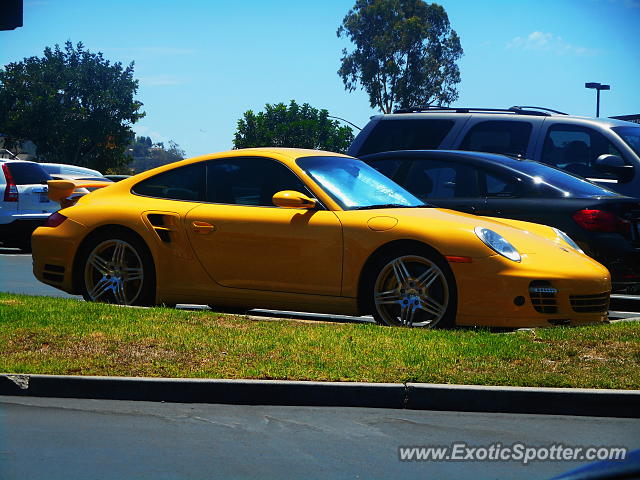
[451,253,611,327]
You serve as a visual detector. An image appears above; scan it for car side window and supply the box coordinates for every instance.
[358,119,455,155]
[482,170,520,197]
[541,124,626,179]
[206,157,309,206]
[459,121,533,157]
[132,163,206,201]
[402,159,478,200]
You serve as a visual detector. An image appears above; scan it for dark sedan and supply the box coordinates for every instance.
[361,150,640,293]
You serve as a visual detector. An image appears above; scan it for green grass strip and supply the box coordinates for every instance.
[1,293,638,389]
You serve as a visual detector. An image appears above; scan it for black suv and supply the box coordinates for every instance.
[348,106,640,197]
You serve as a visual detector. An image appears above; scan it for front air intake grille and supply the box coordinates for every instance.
[44,264,65,273]
[570,293,610,313]
[43,272,63,283]
[529,281,558,314]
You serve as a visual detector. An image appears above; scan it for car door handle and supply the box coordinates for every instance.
[191,221,216,234]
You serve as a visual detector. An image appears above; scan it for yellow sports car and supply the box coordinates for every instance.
[32,148,611,328]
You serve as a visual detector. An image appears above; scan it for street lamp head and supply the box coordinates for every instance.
[585,82,611,91]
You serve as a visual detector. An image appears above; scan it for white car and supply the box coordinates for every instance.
[39,163,103,178]
[0,159,58,251]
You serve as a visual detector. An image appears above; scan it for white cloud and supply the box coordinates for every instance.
[506,31,598,56]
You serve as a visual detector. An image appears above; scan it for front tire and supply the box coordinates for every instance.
[78,231,155,306]
[368,249,457,328]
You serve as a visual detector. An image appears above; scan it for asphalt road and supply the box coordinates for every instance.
[1,396,638,480]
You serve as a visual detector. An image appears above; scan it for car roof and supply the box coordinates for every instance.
[39,162,103,176]
[362,149,625,196]
[362,149,528,166]
[372,111,636,128]
[362,148,585,176]
[0,158,38,164]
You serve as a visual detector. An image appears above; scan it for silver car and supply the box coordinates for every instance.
[0,159,57,251]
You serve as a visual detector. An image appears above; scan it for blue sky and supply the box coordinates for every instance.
[1,0,639,158]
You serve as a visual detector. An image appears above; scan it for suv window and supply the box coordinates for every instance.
[541,124,625,180]
[459,121,532,157]
[402,159,478,200]
[612,126,640,157]
[3,162,51,185]
[358,119,454,156]
[132,163,206,201]
[206,157,308,206]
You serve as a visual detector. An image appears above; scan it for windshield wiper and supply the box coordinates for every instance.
[352,203,431,210]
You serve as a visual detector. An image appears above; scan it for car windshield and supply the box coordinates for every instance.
[297,156,428,210]
[515,161,619,197]
[612,126,640,157]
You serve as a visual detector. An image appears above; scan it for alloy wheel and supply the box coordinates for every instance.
[84,239,144,305]
[373,255,449,327]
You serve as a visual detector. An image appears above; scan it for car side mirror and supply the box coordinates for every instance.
[272,190,317,209]
[595,154,634,181]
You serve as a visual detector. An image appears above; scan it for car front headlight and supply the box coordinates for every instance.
[552,227,584,254]
[474,227,521,262]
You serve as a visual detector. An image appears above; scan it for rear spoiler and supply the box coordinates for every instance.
[47,179,113,207]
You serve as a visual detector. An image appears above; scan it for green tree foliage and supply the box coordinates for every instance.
[233,100,354,153]
[337,0,463,113]
[130,135,154,157]
[126,136,186,173]
[0,41,145,171]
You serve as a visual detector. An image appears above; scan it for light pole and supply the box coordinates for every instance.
[585,82,610,118]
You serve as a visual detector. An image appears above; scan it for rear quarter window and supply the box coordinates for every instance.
[4,163,52,185]
[358,119,454,155]
[132,163,206,201]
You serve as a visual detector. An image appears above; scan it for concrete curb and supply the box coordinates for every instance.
[0,374,640,418]
[1,374,638,418]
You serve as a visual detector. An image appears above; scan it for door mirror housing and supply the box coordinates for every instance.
[595,154,634,181]
[272,190,317,209]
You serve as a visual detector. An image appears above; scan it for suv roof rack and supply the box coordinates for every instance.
[392,105,568,116]
[510,105,568,115]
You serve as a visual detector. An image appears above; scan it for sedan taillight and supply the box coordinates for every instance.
[572,209,629,233]
[2,164,18,202]
[43,212,67,228]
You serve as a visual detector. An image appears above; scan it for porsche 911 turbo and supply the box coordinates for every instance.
[32,148,611,328]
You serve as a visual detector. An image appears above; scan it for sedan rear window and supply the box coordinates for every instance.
[515,161,619,198]
[4,162,51,185]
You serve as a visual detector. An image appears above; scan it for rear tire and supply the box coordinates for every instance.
[77,230,155,306]
[366,247,457,328]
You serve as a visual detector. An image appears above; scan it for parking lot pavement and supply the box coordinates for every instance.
[1,396,638,480]
[0,249,80,299]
